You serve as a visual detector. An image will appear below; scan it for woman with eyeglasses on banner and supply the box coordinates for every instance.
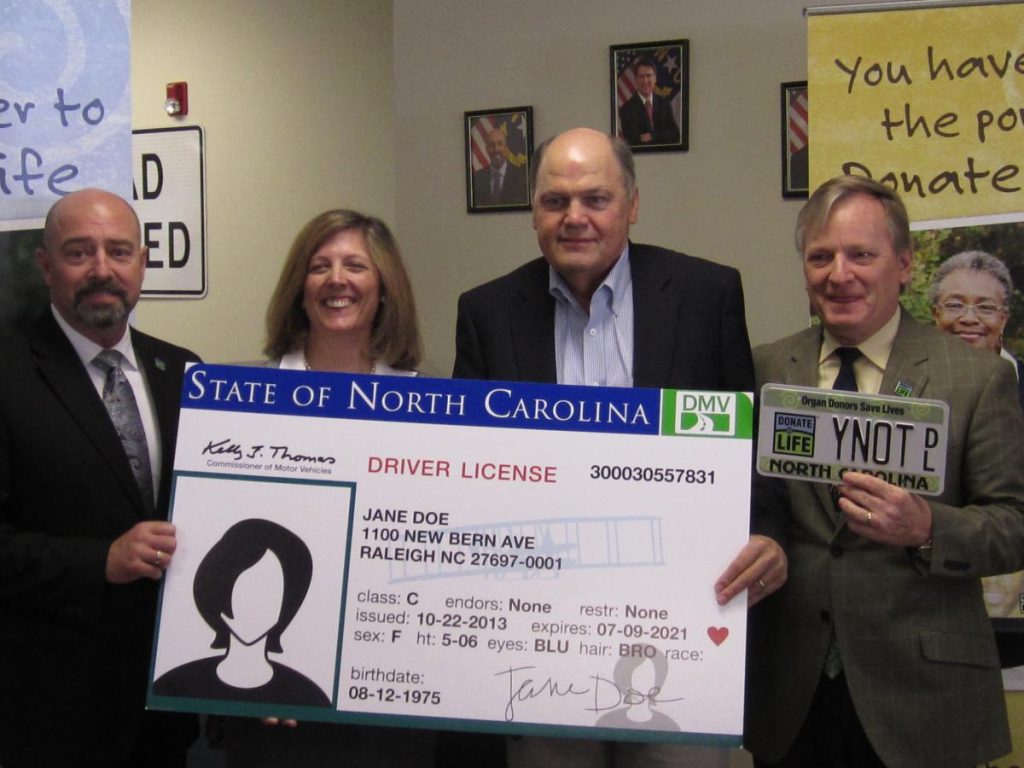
[223,208,434,768]
[931,249,1024,668]
[931,250,1023,405]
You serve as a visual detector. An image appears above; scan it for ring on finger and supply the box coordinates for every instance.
[155,550,164,565]
[757,578,767,590]
[866,511,873,524]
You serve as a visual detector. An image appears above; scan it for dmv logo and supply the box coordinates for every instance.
[674,392,736,436]
[773,412,815,457]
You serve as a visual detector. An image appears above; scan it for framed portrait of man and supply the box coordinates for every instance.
[610,40,689,153]
[781,81,809,198]
[464,107,533,213]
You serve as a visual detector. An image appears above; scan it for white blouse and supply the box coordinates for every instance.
[275,349,417,377]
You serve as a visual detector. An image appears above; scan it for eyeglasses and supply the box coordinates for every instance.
[936,300,1006,319]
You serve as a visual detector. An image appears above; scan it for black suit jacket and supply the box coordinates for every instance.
[454,243,753,391]
[618,92,680,147]
[0,311,199,767]
[472,161,529,207]
[452,244,782,761]
[453,243,785,545]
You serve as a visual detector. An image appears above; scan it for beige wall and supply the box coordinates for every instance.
[131,0,396,363]
[131,0,883,373]
[393,0,835,376]
[390,7,832,758]
[126,5,1020,763]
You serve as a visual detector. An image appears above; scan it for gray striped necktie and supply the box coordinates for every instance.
[93,349,154,509]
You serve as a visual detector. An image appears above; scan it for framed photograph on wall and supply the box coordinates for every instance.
[781,81,808,198]
[610,40,688,153]
[465,107,533,213]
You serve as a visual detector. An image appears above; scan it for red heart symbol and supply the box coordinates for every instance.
[707,626,729,646]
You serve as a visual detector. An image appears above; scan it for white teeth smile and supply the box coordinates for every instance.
[325,297,354,308]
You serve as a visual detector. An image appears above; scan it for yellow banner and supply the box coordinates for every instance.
[809,3,1024,223]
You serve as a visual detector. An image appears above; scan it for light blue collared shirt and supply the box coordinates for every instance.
[549,246,634,387]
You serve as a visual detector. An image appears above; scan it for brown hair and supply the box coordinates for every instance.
[264,210,422,369]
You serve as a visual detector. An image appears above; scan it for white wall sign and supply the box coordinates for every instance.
[132,127,206,297]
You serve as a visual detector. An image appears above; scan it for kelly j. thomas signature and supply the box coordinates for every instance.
[496,665,683,722]
[202,437,335,465]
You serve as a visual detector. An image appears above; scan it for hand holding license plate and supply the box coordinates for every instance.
[756,384,949,495]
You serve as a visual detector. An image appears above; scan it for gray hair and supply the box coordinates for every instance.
[928,250,1013,307]
[796,175,911,256]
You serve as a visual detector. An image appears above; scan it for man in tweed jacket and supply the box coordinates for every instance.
[745,176,1024,768]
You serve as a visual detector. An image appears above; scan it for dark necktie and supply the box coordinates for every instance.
[93,349,154,510]
[491,168,501,196]
[824,345,862,678]
[644,98,654,129]
[833,347,861,392]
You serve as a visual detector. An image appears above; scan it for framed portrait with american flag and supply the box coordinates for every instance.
[610,40,688,153]
[464,107,533,214]
[781,81,808,198]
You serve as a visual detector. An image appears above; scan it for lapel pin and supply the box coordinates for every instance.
[155,358,167,371]
[894,380,913,397]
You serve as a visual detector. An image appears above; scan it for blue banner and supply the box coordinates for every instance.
[1,0,132,224]
[183,365,664,436]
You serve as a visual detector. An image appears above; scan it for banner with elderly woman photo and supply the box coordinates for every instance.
[808,4,1024,710]
[901,227,1024,630]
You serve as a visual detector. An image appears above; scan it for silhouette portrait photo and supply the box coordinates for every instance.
[594,648,680,731]
[153,518,331,707]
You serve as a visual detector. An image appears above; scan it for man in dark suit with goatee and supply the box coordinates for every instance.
[0,188,199,767]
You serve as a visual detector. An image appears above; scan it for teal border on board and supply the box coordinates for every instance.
[148,471,356,711]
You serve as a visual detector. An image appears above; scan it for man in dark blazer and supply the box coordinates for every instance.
[455,240,755,392]
[472,126,529,207]
[454,127,786,768]
[745,176,1024,768]
[0,189,199,767]
[617,58,680,147]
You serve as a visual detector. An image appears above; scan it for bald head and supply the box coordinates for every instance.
[530,128,636,204]
[529,127,640,309]
[43,189,142,253]
[37,188,147,347]
[484,128,509,168]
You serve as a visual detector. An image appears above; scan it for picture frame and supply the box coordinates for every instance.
[464,107,533,213]
[610,40,689,153]
[781,81,808,198]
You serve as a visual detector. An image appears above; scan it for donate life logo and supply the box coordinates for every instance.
[672,392,736,436]
[772,412,816,457]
